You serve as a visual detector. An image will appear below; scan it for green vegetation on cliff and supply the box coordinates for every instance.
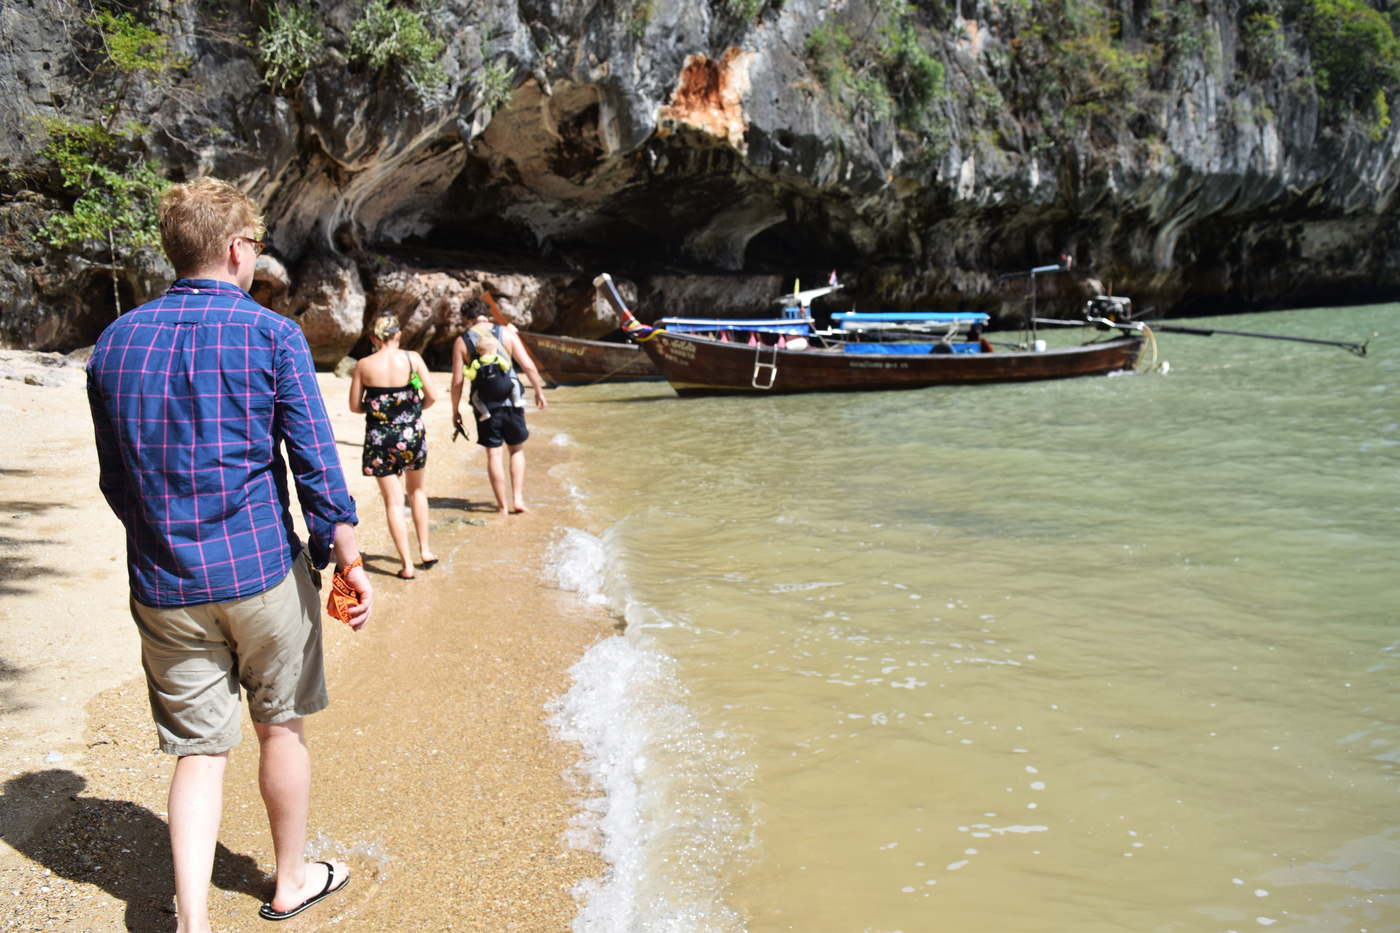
[36,118,168,313]
[348,0,447,99]
[1296,0,1400,137]
[88,5,189,130]
[806,0,948,155]
[806,0,1400,157]
[259,0,325,93]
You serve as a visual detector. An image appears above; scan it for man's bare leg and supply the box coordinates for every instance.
[507,442,528,513]
[169,751,229,933]
[405,467,435,564]
[256,719,349,914]
[485,446,509,514]
[376,474,413,577]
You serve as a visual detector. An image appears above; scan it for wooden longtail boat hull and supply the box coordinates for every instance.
[639,332,1145,395]
[518,332,661,386]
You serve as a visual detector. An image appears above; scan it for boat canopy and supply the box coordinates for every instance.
[660,317,814,336]
[836,311,990,330]
[843,342,982,355]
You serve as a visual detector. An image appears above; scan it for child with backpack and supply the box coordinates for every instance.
[465,332,523,421]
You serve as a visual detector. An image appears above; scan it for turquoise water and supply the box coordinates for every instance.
[547,306,1400,932]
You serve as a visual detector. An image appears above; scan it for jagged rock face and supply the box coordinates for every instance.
[3,0,1400,358]
[276,254,367,366]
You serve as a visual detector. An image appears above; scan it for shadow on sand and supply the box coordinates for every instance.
[0,770,266,931]
[0,495,70,598]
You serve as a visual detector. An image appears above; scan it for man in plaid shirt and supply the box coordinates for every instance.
[87,178,373,927]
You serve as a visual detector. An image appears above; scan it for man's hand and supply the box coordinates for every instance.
[332,522,372,631]
[535,390,548,411]
[341,562,373,631]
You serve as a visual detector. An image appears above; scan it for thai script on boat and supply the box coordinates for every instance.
[848,360,910,370]
[659,339,696,363]
[537,339,586,356]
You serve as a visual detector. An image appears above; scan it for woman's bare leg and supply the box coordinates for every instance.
[376,473,412,577]
[405,467,435,564]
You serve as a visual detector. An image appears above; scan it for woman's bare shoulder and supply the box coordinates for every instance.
[356,349,394,384]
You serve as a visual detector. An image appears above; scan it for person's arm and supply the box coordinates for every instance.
[332,521,372,631]
[450,336,467,432]
[506,330,548,410]
[348,360,365,414]
[274,327,364,582]
[411,351,437,409]
[87,362,135,525]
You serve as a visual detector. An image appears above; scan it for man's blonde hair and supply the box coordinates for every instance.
[159,177,265,275]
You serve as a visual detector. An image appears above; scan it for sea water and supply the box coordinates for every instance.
[546,305,1400,932]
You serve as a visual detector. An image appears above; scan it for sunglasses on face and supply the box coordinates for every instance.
[235,236,266,256]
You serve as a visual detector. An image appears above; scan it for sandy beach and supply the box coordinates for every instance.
[0,349,612,931]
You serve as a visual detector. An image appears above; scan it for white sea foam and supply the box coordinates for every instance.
[549,529,755,932]
[768,581,844,593]
[306,831,392,881]
[553,432,573,446]
[550,528,609,606]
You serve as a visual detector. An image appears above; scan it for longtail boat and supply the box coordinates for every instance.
[593,273,1146,396]
[638,331,1145,395]
[516,331,661,386]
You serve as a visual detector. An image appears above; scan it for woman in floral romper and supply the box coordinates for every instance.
[349,313,439,578]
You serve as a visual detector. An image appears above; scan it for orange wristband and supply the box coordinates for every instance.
[326,556,362,624]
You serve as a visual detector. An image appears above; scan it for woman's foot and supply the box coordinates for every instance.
[419,550,438,569]
[510,502,530,514]
[397,568,414,580]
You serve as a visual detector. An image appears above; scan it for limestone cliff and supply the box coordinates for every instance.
[3,0,1398,359]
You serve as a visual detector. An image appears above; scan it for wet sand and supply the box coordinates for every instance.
[0,357,613,931]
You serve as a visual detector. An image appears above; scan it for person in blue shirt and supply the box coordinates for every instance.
[87,177,372,927]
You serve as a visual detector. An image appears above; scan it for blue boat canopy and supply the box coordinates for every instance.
[836,311,990,329]
[844,342,982,355]
[661,317,813,336]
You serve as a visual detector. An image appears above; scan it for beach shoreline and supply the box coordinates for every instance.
[0,354,613,931]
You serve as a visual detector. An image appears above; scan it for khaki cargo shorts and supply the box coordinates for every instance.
[129,551,329,756]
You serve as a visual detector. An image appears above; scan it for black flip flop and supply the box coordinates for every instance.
[421,559,439,569]
[258,861,349,921]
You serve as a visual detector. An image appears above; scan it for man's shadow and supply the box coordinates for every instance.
[1,770,266,931]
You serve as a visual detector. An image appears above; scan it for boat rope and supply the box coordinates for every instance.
[583,355,648,388]
[1134,323,1158,371]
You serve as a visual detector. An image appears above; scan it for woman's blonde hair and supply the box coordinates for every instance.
[159,177,265,275]
[371,312,401,342]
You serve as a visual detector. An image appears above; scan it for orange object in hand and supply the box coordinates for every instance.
[326,556,363,623]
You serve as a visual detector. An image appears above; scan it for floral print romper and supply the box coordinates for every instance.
[362,360,426,476]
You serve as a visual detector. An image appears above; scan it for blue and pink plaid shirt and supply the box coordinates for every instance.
[87,279,357,608]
